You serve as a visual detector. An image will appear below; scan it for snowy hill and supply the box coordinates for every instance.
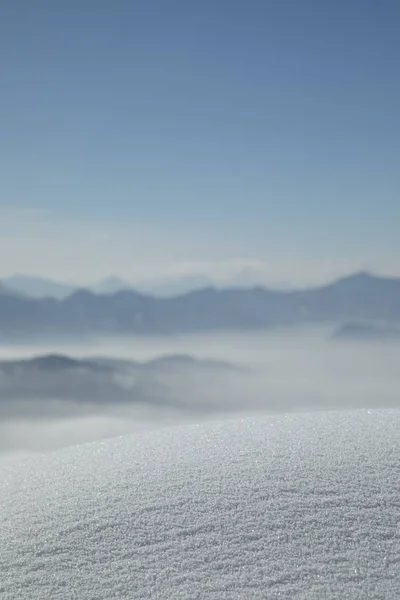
[1,410,399,599]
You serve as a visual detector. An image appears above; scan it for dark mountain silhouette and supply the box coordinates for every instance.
[0,353,239,411]
[1,271,400,338]
[332,321,400,342]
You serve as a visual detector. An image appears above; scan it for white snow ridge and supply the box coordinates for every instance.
[1,410,400,599]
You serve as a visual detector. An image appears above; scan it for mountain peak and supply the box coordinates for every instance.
[92,275,132,294]
[333,270,400,289]
[339,270,375,283]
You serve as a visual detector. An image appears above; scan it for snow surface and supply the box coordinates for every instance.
[1,410,399,599]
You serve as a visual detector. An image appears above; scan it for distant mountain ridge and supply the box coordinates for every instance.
[0,352,233,372]
[1,271,400,338]
[0,353,238,411]
[1,272,289,299]
[2,274,132,299]
[332,321,400,342]
[2,273,217,298]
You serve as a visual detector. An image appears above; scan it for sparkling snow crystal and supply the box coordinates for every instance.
[1,410,399,598]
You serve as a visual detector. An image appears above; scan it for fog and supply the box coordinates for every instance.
[1,327,400,458]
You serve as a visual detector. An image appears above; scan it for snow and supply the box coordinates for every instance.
[1,410,399,599]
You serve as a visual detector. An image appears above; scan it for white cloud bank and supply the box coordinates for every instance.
[1,329,400,455]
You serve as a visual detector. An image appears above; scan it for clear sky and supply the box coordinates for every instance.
[1,1,399,285]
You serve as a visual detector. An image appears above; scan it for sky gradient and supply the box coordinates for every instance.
[1,1,399,285]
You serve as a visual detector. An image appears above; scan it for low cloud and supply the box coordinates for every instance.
[1,328,400,458]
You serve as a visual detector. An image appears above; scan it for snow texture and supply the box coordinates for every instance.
[1,410,400,599]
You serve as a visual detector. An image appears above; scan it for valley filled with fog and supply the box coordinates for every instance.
[1,326,400,457]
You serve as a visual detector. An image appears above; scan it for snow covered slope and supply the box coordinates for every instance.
[1,410,399,599]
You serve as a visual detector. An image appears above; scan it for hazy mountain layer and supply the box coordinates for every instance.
[0,353,238,415]
[1,272,400,338]
[332,321,400,341]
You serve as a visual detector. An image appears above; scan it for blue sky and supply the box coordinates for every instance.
[1,1,399,284]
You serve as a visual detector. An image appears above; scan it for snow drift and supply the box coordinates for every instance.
[1,410,399,599]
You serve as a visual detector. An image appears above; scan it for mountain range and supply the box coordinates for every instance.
[0,271,400,338]
[2,274,129,299]
[1,273,223,298]
[1,271,290,299]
